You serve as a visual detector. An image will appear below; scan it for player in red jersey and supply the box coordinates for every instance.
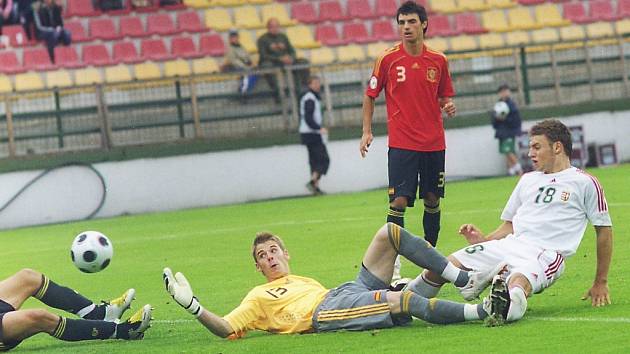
[360,1,457,280]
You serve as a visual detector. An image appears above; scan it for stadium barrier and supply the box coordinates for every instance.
[1,37,629,158]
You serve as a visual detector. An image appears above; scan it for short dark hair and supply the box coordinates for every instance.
[529,119,572,157]
[307,75,320,85]
[396,1,428,35]
[252,232,286,262]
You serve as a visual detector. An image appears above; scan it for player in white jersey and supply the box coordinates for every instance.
[405,119,613,324]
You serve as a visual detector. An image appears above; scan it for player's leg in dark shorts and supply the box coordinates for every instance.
[417,150,445,199]
[312,265,411,332]
[388,148,421,207]
[307,141,330,175]
[0,300,22,352]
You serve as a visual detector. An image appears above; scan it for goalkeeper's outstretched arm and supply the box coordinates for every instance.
[163,267,234,338]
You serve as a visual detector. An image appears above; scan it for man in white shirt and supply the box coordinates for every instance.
[406,119,613,325]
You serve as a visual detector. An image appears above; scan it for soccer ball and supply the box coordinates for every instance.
[71,231,113,273]
[494,101,510,120]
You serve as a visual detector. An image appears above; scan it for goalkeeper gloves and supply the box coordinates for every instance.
[163,267,204,318]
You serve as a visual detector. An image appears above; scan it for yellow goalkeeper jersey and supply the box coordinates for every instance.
[223,275,329,335]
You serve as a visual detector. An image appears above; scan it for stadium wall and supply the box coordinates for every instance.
[0,111,628,230]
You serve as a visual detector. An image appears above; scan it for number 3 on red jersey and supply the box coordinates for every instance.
[396,66,406,82]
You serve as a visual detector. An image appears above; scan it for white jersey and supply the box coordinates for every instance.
[501,166,612,258]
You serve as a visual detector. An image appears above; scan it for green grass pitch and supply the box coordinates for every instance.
[1,164,629,353]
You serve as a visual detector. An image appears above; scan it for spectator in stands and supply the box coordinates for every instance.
[94,0,124,11]
[223,29,258,98]
[257,17,309,102]
[16,0,34,39]
[0,0,18,33]
[34,0,70,63]
[299,76,330,195]
[491,84,523,176]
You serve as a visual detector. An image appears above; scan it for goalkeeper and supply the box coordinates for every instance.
[163,223,507,338]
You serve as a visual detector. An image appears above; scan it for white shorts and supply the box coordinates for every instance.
[451,236,565,294]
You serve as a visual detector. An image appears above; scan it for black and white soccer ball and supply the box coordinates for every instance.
[494,101,510,120]
[71,231,113,273]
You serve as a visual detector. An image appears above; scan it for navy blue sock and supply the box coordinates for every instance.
[387,206,405,227]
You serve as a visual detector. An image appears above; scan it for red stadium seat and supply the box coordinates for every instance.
[620,0,630,18]
[372,19,398,41]
[177,11,206,33]
[1,25,33,46]
[426,14,456,37]
[89,18,121,41]
[454,13,486,35]
[140,38,174,61]
[23,48,55,71]
[563,2,591,24]
[291,2,318,24]
[113,41,142,64]
[590,0,619,21]
[147,13,178,35]
[64,21,90,42]
[82,44,113,66]
[0,51,25,74]
[65,0,100,17]
[318,1,348,22]
[315,23,345,46]
[54,46,84,68]
[171,36,202,59]
[342,22,371,44]
[375,0,398,17]
[119,16,148,38]
[199,33,226,57]
[347,0,377,20]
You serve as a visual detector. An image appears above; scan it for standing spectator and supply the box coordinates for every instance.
[34,0,71,62]
[360,1,456,279]
[491,84,523,176]
[257,17,309,101]
[299,76,330,195]
[222,29,258,97]
[16,0,34,40]
[0,0,18,33]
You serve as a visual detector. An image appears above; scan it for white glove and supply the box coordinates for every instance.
[163,267,203,317]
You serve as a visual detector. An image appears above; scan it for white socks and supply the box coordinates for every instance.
[506,286,527,322]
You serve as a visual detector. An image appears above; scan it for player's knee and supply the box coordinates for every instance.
[506,287,528,322]
[390,198,407,210]
[16,268,42,289]
[423,194,439,207]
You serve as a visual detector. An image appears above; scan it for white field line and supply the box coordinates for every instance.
[152,316,630,325]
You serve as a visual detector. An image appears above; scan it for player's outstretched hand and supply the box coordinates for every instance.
[360,132,373,158]
[458,224,485,244]
[582,282,611,307]
[163,267,203,317]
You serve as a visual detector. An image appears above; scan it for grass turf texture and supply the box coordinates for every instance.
[1,164,628,353]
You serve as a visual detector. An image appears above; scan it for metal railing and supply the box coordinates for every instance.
[1,37,629,158]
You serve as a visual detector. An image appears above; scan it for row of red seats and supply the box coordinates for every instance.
[0,34,226,73]
[1,11,205,48]
[561,0,630,23]
[291,0,428,24]
[65,0,186,18]
[314,13,484,46]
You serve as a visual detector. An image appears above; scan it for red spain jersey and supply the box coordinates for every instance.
[366,43,455,151]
